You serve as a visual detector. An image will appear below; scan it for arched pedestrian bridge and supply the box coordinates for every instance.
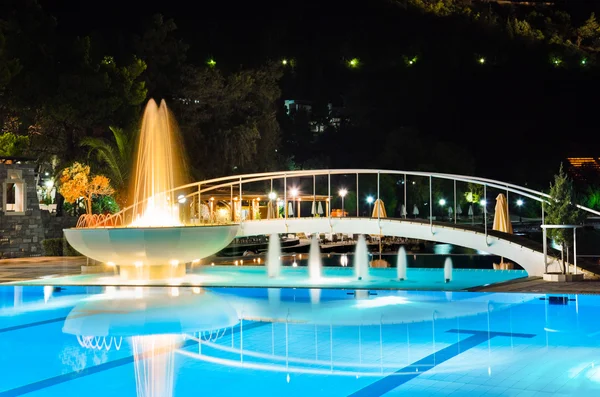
[70,169,600,278]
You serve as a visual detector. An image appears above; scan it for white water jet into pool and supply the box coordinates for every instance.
[308,236,322,280]
[354,235,370,280]
[397,246,407,281]
[267,234,282,278]
[309,288,321,304]
[444,257,453,283]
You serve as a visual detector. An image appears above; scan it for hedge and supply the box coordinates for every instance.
[42,238,82,256]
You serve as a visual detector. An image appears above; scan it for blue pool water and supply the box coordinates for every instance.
[10,266,527,290]
[1,285,600,396]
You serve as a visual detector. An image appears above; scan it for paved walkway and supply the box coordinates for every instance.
[0,256,86,283]
[474,276,600,294]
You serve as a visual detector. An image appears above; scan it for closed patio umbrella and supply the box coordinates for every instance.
[317,201,324,216]
[412,204,419,218]
[448,206,453,219]
[468,204,474,225]
[372,199,387,218]
[456,205,462,216]
[288,201,294,217]
[493,194,513,234]
[311,201,316,215]
[493,193,513,269]
[401,204,407,218]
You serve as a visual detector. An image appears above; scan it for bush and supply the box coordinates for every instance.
[42,238,82,256]
[43,238,63,256]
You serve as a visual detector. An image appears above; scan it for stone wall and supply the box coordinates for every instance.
[0,163,78,258]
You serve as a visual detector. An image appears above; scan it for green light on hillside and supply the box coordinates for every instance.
[282,59,288,65]
[207,59,216,68]
[348,58,360,68]
[478,57,485,64]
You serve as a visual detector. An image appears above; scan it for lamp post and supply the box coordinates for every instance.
[339,188,348,217]
[516,199,524,223]
[367,195,374,217]
[290,188,298,217]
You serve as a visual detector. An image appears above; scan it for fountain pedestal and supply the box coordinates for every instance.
[119,263,186,280]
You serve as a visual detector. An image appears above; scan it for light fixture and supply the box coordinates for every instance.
[44,179,54,189]
[282,59,288,65]
[134,261,143,267]
[439,199,446,206]
[107,261,115,267]
[480,199,487,206]
[207,58,216,67]
[178,194,186,204]
[516,199,524,206]
[348,58,360,68]
[366,196,374,204]
[290,188,298,198]
[268,191,276,200]
[478,57,485,64]
[170,259,179,266]
[338,188,348,198]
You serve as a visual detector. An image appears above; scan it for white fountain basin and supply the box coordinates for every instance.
[64,225,240,266]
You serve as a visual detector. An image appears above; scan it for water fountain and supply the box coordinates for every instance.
[308,235,322,280]
[444,257,453,283]
[397,246,407,281]
[267,234,282,278]
[63,99,240,279]
[354,235,370,280]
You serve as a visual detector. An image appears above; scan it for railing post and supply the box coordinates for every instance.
[239,177,243,223]
[573,227,578,275]
[484,184,488,244]
[356,173,359,217]
[230,184,233,222]
[429,175,433,234]
[404,173,407,218]
[284,174,287,221]
[453,180,457,224]
[198,184,202,224]
[313,174,316,218]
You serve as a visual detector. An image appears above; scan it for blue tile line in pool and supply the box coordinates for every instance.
[0,317,67,334]
[347,329,536,397]
[0,321,268,397]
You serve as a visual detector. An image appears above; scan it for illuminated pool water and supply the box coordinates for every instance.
[1,286,600,396]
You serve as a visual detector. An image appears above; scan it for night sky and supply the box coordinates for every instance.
[36,0,600,186]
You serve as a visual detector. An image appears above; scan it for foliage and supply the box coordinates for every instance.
[464,183,483,204]
[58,162,115,215]
[577,13,600,49]
[91,195,120,214]
[42,238,81,256]
[80,126,133,206]
[132,14,189,99]
[176,62,283,178]
[0,132,28,156]
[545,164,585,249]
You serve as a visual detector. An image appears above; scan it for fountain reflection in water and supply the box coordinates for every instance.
[267,234,282,278]
[130,99,187,227]
[132,334,183,397]
[444,257,453,283]
[397,246,407,281]
[354,235,370,280]
[308,235,322,280]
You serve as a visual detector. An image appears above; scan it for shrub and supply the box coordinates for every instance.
[42,238,82,256]
[42,238,63,256]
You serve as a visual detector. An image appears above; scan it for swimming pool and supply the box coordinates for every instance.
[1,286,599,396]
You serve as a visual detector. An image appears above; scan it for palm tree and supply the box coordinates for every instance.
[81,126,133,206]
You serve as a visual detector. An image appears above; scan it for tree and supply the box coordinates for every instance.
[0,115,28,156]
[176,62,283,178]
[80,126,133,206]
[58,162,115,215]
[132,14,189,100]
[577,13,600,49]
[545,164,585,267]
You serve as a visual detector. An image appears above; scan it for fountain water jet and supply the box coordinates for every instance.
[130,99,187,227]
[308,236,322,280]
[444,257,453,283]
[354,235,370,280]
[267,234,282,278]
[397,246,407,281]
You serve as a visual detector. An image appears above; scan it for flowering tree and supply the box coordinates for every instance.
[59,162,114,215]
